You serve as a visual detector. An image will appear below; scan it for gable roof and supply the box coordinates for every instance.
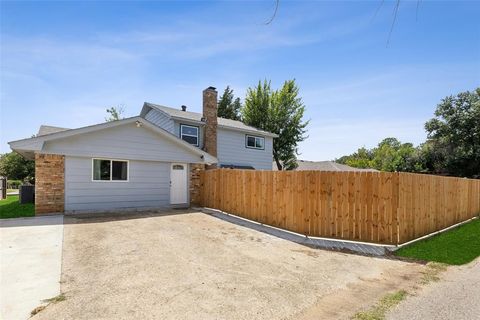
[273,160,379,172]
[141,102,278,138]
[37,125,70,136]
[9,117,217,164]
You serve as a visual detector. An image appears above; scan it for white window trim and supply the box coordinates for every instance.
[245,135,265,150]
[180,124,199,147]
[91,158,130,182]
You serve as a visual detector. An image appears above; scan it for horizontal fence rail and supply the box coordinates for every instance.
[199,169,480,245]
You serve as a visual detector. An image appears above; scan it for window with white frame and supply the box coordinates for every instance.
[245,135,265,150]
[92,159,128,181]
[180,124,199,146]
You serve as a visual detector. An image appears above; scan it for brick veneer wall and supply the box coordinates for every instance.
[203,87,217,169]
[35,154,65,214]
[190,163,205,206]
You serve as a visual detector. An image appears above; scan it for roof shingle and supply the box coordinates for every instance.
[37,125,70,136]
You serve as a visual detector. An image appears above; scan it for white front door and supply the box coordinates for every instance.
[170,163,188,204]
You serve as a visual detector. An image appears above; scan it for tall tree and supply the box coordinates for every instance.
[243,79,309,170]
[337,88,479,177]
[0,152,35,181]
[337,138,425,173]
[218,86,242,120]
[337,147,374,169]
[105,105,125,122]
[371,138,419,172]
[424,88,480,177]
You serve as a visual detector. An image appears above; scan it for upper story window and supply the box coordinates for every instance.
[92,159,128,181]
[180,124,199,146]
[245,135,265,150]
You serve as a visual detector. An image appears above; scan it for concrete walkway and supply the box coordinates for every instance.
[387,258,480,320]
[0,215,64,320]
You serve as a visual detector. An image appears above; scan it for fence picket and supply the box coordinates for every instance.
[200,169,480,245]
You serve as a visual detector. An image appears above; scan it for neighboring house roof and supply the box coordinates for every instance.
[37,125,70,136]
[9,117,218,164]
[141,102,278,138]
[273,160,379,172]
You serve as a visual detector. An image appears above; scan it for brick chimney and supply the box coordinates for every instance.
[203,86,218,164]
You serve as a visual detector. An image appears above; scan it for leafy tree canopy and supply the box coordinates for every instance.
[337,138,424,173]
[424,88,480,177]
[338,88,480,178]
[218,86,242,121]
[242,79,309,170]
[105,105,125,122]
[0,152,35,181]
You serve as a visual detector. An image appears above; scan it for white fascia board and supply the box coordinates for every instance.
[217,124,278,138]
[9,139,44,152]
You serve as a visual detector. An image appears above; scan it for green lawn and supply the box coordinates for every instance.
[395,218,480,265]
[0,195,35,219]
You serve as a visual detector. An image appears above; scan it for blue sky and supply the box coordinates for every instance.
[1,0,479,160]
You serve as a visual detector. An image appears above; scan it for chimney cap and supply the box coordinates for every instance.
[205,86,217,91]
[181,105,187,111]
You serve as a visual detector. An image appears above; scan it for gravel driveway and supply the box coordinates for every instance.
[32,210,425,320]
[387,258,480,320]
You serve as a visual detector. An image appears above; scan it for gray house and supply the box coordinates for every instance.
[140,103,275,170]
[8,87,277,214]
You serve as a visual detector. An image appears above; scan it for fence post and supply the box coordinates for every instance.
[0,177,6,200]
[392,172,400,244]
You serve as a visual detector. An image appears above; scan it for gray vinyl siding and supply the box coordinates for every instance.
[173,121,204,149]
[143,112,274,169]
[145,109,174,133]
[42,122,203,163]
[65,156,171,211]
[217,128,273,170]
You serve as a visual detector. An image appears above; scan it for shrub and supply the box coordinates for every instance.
[7,180,22,189]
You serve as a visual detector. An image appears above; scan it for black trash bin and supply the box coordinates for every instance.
[19,185,35,204]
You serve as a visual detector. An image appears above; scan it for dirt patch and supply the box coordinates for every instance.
[32,211,425,320]
[295,261,422,320]
[386,258,480,320]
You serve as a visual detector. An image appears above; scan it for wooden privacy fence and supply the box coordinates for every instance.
[199,169,480,245]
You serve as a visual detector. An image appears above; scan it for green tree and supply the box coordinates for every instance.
[242,79,309,170]
[105,105,125,122]
[0,152,35,181]
[372,138,420,172]
[338,89,479,177]
[338,147,374,168]
[424,88,480,177]
[338,138,425,173]
[218,86,242,120]
[415,141,444,174]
